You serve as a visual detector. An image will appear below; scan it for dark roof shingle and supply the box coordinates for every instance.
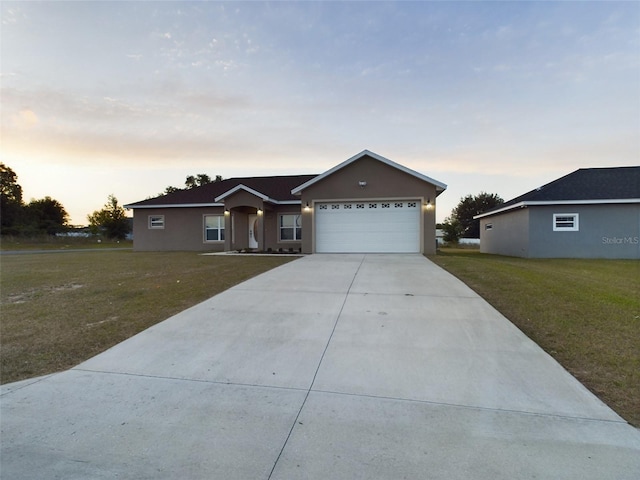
[482,166,640,216]
[126,174,317,208]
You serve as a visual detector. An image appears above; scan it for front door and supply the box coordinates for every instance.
[248,214,259,249]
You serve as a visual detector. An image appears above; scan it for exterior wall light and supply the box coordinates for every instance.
[358,181,367,188]
[304,202,311,211]
[224,209,230,215]
[425,198,433,210]
[257,208,263,215]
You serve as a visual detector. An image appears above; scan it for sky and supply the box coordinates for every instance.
[1,1,638,225]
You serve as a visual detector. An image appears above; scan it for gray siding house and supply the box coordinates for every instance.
[475,167,640,259]
[125,150,447,254]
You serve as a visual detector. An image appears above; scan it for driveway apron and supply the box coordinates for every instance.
[2,254,639,479]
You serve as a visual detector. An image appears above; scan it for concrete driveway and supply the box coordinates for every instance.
[2,254,639,479]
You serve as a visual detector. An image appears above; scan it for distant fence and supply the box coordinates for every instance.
[459,238,480,245]
[436,238,480,247]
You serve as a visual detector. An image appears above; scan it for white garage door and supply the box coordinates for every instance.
[315,200,420,253]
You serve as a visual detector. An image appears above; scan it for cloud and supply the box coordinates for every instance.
[11,109,39,128]
[1,6,25,25]
[1,83,254,136]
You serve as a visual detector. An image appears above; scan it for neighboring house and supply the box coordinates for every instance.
[474,166,640,259]
[125,150,447,254]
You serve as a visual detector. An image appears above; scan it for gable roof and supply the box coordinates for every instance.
[475,166,640,219]
[125,174,317,209]
[291,149,447,195]
[214,184,271,202]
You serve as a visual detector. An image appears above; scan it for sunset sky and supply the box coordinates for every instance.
[2,1,638,225]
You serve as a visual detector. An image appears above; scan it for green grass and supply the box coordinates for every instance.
[1,235,131,251]
[429,248,640,426]
[1,250,296,384]
[3,246,638,426]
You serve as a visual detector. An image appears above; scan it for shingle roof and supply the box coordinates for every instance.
[477,166,640,218]
[125,174,317,208]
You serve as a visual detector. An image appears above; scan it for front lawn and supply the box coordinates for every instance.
[429,248,640,426]
[1,250,296,384]
[1,235,132,251]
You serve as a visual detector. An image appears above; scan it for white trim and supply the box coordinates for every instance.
[473,201,528,219]
[278,213,302,242]
[291,150,447,195]
[215,184,270,202]
[474,198,640,220]
[203,214,225,242]
[553,213,579,232]
[148,215,165,229]
[126,203,224,209]
[127,200,302,209]
[213,185,303,205]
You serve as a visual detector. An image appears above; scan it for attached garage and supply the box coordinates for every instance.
[291,150,447,255]
[315,200,421,253]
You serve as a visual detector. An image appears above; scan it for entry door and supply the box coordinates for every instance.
[248,214,259,249]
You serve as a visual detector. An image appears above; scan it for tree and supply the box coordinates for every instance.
[24,197,69,235]
[441,216,463,243]
[1,163,71,236]
[185,173,212,189]
[87,195,130,239]
[443,192,504,242]
[1,163,24,234]
[160,173,223,196]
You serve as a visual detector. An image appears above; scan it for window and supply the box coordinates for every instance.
[280,214,301,241]
[204,215,225,241]
[553,213,579,231]
[149,215,164,229]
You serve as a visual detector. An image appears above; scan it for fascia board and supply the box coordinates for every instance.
[215,184,269,202]
[125,203,224,209]
[291,149,447,195]
[127,200,302,209]
[473,202,527,219]
[473,198,640,219]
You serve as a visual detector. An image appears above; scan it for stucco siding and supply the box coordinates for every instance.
[217,190,302,251]
[133,207,225,252]
[479,208,529,257]
[298,155,438,254]
[263,205,302,252]
[528,204,640,259]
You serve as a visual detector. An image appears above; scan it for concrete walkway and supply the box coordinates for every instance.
[1,254,638,479]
